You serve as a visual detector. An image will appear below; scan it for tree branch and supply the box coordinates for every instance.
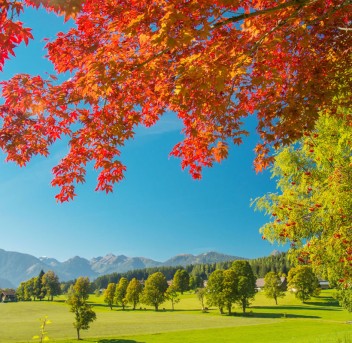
[212,0,315,28]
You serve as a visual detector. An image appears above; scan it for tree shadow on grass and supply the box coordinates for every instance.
[97,340,145,343]
[244,312,320,319]
[251,305,341,312]
[305,299,340,307]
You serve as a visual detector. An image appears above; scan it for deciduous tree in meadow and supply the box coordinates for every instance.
[103,282,116,310]
[17,277,36,301]
[125,278,143,310]
[206,269,226,314]
[222,269,238,315]
[114,277,128,310]
[263,272,285,305]
[0,1,350,201]
[140,272,168,311]
[287,265,320,303]
[66,276,96,340]
[196,287,206,311]
[42,270,61,301]
[231,260,256,313]
[166,283,180,311]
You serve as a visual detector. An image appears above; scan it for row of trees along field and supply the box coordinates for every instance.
[14,260,333,313]
[14,253,289,301]
[91,252,291,290]
[10,262,349,341]
[16,270,61,301]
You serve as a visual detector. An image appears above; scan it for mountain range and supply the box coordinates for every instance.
[0,248,244,288]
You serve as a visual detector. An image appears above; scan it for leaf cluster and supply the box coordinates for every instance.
[1,1,351,200]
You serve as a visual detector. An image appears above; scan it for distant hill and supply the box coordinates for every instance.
[0,249,49,287]
[162,252,244,267]
[90,254,162,274]
[0,248,244,287]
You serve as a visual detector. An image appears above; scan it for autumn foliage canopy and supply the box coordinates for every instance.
[0,0,351,201]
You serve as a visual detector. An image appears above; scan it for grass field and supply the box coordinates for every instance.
[1,290,352,343]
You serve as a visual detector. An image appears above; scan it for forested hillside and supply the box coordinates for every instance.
[91,252,290,289]
[249,252,291,278]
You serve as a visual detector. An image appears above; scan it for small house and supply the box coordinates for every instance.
[1,289,17,302]
[256,277,287,291]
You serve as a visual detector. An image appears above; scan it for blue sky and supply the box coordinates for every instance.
[0,7,282,262]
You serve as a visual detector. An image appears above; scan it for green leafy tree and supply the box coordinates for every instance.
[222,269,238,315]
[35,270,46,301]
[263,272,285,305]
[103,283,116,310]
[166,284,180,311]
[66,277,96,340]
[172,269,190,294]
[253,113,352,286]
[287,266,320,303]
[125,278,143,310]
[337,289,352,313]
[16,282,26,301]
[206,270,225,314]
[25,278,36,301]
[140,272,168,311]
[114,277,128,310]
[196,288,206,311]
[42,271,61,301]
[231,260,256,313]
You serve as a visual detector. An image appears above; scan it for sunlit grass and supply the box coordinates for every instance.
[1,290,352,343]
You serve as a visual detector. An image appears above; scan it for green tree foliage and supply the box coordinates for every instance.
[24,277,36,300]
[337,289,352,313]
[196,288,206,311]
[35,270,46,301]
[20,277,37,301]
[140,272,168,311]
[42,270,61,301]
[114,277,128,310]
[253,114,352,285]
[91,273,122,290]
[66,277,96,340]
[287,266,320,303]
[263,272,286,305]
[91,261,237,291]
[222,269,239,315]
[103,283,116,310]
[206,270,226,314]
[249,252,291,278]
[172,269,190,294]
[166,284,180,311]
[232,260,257,313]
[125,278,143,310]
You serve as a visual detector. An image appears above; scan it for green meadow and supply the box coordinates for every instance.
[1,290,351,343]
